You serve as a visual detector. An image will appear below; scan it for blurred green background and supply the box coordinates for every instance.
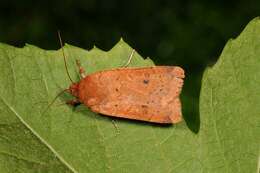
[0,0,259,132]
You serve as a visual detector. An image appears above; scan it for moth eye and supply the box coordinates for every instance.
[115,88,119,92]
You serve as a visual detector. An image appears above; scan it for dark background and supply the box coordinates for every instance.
[0,0,259,132]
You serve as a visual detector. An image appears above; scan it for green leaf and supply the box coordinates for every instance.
[0,17,259,173]
[199,17,260,172]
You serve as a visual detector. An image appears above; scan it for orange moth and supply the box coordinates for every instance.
[53,32,185,124]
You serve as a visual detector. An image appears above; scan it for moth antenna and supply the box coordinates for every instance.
[42,89,69,115]
[57,31,75,83]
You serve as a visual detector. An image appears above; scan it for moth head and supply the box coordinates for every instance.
[68,83,79,98]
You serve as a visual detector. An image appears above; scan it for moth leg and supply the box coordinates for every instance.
[76,59,86,78]
[66,99,81,107]
[122,49,135,67]
[111,120,120,134]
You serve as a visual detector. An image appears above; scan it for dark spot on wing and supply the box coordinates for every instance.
[143,79,149,84]
[141,105,148,108]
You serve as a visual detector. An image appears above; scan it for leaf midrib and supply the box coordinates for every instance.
[0,95,78,173]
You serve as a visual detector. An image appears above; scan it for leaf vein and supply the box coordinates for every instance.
[0,96,78,173]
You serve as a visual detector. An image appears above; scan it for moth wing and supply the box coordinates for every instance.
[79,66,184,123]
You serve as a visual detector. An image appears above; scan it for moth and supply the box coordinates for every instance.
[49,32,185,124]
[68,65,184,124]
